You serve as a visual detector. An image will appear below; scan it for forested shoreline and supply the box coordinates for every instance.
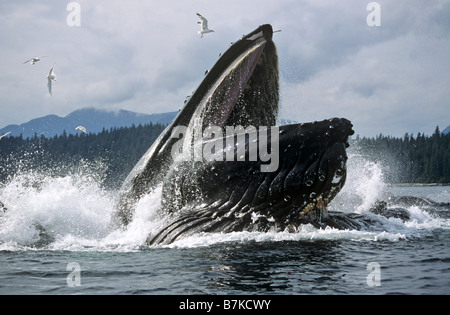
[352,127,449,184]
[1,124,449,187]
[0,123,166,189]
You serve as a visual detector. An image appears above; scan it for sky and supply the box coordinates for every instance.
[0,0,449,137]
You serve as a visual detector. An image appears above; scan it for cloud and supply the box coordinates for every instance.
[0,0,449,137]
[280,31,450,136]
[279,0,450,136]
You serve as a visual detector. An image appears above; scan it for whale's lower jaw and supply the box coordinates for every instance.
[147,118,354,245]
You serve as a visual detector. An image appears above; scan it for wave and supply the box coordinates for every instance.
[0,155,448,252]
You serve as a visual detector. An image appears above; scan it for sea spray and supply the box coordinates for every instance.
[329,153,387,213]
[1,154,448,251]
[101,186,166,250]
[0,172,115,249]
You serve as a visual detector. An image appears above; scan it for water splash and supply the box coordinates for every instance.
[0,153,448,251]
[0,172,115,249]
[166,227,408,249]
[329,153,387,213]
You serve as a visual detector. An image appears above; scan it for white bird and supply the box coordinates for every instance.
[23,56,48,65]
[75,126,87,134]
[0,131,11,140]
[47,65,56,95]
[196,13,214,38]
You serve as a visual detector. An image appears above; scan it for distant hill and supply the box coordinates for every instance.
[0,108,177,139]
[443,125,450,135]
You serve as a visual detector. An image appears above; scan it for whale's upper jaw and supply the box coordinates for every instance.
[181,23,279,130]
[241,24,274,42]
[114,25,279,225]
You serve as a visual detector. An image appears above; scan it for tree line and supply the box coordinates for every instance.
[0,124,449,187]
[0,123,166,189]
[353,127,450,184]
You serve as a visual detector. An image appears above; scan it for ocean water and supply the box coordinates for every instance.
[0,154,449,295]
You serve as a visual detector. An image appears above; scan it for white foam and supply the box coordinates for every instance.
[166,225,407,249]
[98,186,167,250]
[0,171,168,251]
[404,206,450,230]
[329,153,387,213]
[0,173,115,250]
[0,153,448,252]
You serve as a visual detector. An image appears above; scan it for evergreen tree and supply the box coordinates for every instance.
[2,124,450,186]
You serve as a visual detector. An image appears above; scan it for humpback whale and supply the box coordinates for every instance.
[113,24,355,245]
[0,25,445,247]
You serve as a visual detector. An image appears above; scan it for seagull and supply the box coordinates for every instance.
[0,131,11,140]
[196,13,214,38]
[23,56,48,65]
[75,126,87,134]
[47,65,56,95]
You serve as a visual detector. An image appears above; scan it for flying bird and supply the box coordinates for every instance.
[196,13,214,38]
[47,65,56,95]
[75,126,87,134]
[0,131,11,140]
[23,56,48,65]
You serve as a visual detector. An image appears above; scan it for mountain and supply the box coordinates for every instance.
[443,125,450,135]
[0,108,177,139]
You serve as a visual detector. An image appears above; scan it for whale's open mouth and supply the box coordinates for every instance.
[115,24,355,245]
[115,24,280,225]
[276,118,354,224]
[148,118,354,245]
[181,24,279,136]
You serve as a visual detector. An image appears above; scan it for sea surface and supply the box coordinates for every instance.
[0,155,449,295]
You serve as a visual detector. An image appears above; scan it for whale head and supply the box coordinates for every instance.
[114,24,355,244]
[115,24,280,223]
